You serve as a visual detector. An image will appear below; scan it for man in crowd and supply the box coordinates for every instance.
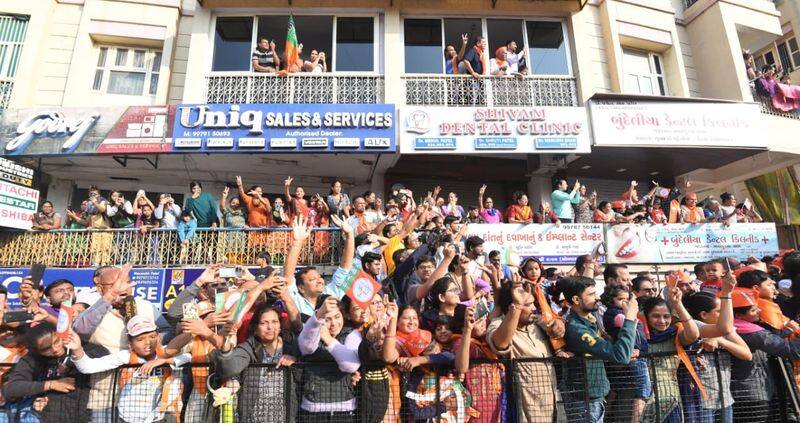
[252,37,280,73]
[41,279,75,318]
[631,276,657,300]
[562,276,638,422]
[551,179,580,223]
[604,263,632,291]
[462,35,487,79]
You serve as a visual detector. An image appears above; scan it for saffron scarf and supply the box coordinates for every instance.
[397,329,432,357]
[648,323,709,401]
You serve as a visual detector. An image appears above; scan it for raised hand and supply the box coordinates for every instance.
[315,296,339,321]
[443,243,457,260]
[463,306,476,335]
[222,186,229,197]
[291,216,311,241]
[235,176,243,187]
[479,184,487,196]
[330,214,353,235]
[195,263,223,287]
[284,176,293,187]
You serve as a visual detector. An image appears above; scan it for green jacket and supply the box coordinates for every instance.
[563,311,636,399]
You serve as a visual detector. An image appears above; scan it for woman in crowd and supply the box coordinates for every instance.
[297,296,361,421]
[309,193,331,258]
[683,285,750,423]
[420,276,465,331]
[107,192,136,229]
[135,202,159,234]
[519,257,565,352]
[31,201,62,231]
[574,185,597,224]
[218,185,247,263]
[505,190,533,224]
[593,201,619,223]
[441,192,464,218]
[285,176,310,221]
[326,180,351,218]
[184,181,218,229]
[214,303,297,422]
[477,185,502,224]
[730,287,800,422]
[641,288,700,422]
[454,306,504,423]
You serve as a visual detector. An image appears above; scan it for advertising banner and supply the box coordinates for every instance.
[605,223,779,264]
[0,106,173,156]
[172,104,396,153]
[0,267,168,309]
[0,180,39,230]
[399,106,591,154]
[588,100,767,148]
[466,223,604,264]
[0,157,34,188]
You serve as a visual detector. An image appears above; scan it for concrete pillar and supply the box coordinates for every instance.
[370,153,400,197]
[528,175,553,208]
[383,8,402,105]
[44,178,75,212]
[182,6,212,103]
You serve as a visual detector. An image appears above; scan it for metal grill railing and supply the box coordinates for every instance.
[1,351,798,422]
[205,72,385,104]
[750,84,800,120]
[0,227,343,268]
[685,0,700,9]
[401,74,579,107]
[0,79,12,110]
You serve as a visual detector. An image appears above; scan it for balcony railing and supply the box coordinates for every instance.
[750,84,800,120]
[0,227,343,268]
[205,72,384,104]
[0,78,13,110]
[401,74,579,107]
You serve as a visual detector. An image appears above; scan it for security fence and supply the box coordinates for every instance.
[2,351,798,422]
[0,228,343,268]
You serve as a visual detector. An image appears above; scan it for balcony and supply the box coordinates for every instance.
[750,85,800,120]
[401,75,578,107]
[205,72,384,104]
[0,228,343,268]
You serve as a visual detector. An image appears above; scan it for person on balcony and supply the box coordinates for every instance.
[743,50,757,81]
[31,201,61,231]
[461,35,487,79]
[755,65,777,97]
[505,190,533,224]
[444,33,469,75]
[679,192,706,224]
[326,180,351,218]
[504,39,526,75]
[478,184,501,224]
[219,185,246,229]
[303,50,327,73]
[154,192,181,230]
[284,176,310,221]
[489,46,510,76]
[107,192,135,229]
[551,179,581,224]
[184,181,219,229]
[252,37,280,73]
[85,186,111,230]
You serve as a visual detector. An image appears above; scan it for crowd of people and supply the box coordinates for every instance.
[4,173,798,423]
[251,38,327,74]
[746,50,800,113]
[30,178,763,236]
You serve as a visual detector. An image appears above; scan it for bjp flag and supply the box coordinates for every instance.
[282,15,300,74]
[345,270,381,309]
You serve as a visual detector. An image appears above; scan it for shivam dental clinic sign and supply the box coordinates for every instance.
[172,104,396,153]
[399,106,591,154]
[588,99,767,148]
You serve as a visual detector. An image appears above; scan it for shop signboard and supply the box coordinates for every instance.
[399,106,591,154]
[172,104,396,153]
[0,180,39,230]
[0,106,173,156]
[0,267,167,309]
[588,99,767,148]
[465,223,604,264]
[605,223,779,264]
[0,157,34,187]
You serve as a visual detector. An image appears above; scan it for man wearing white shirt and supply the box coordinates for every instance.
[504,40,525,74]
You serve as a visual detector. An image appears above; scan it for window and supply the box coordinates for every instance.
[404,19,443,73]
[764,51,775,65]
[789,38,800,69]
[336,17,374,71]
[213,17,253,71]
[526,21,570,75]
[622,49,666,96]
[212,14,376,73]
[92,46,161,96]
[777,41,793,72]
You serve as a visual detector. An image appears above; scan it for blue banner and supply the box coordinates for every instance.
[0,268,168,310]
[172,104,396,153]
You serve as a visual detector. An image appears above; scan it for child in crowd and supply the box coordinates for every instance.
[177,211,197,244]
[67,316,193,423]
[601,285,651,423]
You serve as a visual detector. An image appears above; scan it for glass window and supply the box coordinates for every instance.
[526,21,569,75]
[92,46,161,96]
[764,51,775,65]
[789,38,800,68]
[404,19,443,73]
[257,15,333,71]
[108,71,145,95]
[777,41,792,72]
[487,19,524,63]
[212,16,253,71]
[336,17,374,71]
[622,48,666,96]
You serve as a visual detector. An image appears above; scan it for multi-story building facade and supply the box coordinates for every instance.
[0,0,798,245]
